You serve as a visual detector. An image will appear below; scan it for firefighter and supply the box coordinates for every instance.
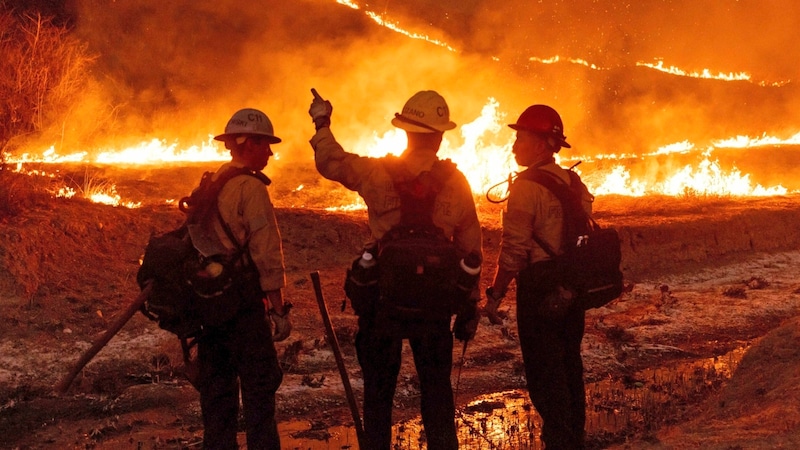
[485,105,593,449]
[197,108,292,450]
[308,90,483,450]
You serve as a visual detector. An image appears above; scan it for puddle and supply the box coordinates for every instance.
[279,420,360,449]
[279,345,748,449]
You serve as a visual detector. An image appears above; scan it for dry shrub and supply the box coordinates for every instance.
[0,9,96,156]
[0,167,52,219]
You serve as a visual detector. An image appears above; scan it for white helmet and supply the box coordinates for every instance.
[214,108,282,143]
[391,90,457,133]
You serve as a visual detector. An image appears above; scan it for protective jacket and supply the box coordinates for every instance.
[498,159,593,272]
[212,162,286,293]
[310,127,482,259]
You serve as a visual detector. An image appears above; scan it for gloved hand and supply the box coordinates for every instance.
[309,97,333,131]
[453,301,479,342]
[483,287,505,325]
[269,308,293,342]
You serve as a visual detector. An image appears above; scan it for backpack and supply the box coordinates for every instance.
[136,167,269,338]
[372,157,464,322]
[517,168,623,310]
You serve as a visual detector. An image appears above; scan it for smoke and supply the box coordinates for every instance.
[54,1,502,162]
[51,0,800,167]
[450,0,800,80]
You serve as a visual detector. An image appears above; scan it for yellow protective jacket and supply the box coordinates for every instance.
[212,162,287,293]
[498,160,593,273]
[310,127,482,259]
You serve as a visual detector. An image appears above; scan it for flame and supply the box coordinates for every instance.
[8,138,229,165]
[50,172,142,208]
[338,0,457,52]
[530,55,605,71]
[591,158,787,197]
[713,132,800,148]
[637,60,751,82]
[95,137,227,164]
[9,95,796,208]
[527,54,786,87]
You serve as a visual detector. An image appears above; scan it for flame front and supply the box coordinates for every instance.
[9,95,794,208]
[5,1,799,208]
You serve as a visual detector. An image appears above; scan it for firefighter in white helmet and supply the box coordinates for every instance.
[309,90,482,450]
[486,104,593,449]
[194,108,290,450]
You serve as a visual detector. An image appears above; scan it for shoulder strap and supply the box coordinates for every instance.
[180,167,270,251]
[384,157,455,228]
[517,168,586,220]
[214,168,270,250]
[517,168,590,256]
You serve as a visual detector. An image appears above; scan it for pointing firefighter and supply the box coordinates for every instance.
[308,89,483,449]
[485,104,594,449]
[196,108,292,450]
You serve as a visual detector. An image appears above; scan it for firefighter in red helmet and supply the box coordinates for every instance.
[485,104,593,449]
[508,104,572,151]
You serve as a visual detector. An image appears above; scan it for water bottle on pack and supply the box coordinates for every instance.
[358,248,376,269]
[354,246,378,284]
[345,244,380,315]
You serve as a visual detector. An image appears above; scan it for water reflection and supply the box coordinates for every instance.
[279,345,747,449]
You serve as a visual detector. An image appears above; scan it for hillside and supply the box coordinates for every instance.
[2,192,800,448]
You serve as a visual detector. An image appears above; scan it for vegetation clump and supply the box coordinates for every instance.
[0,5,96,218]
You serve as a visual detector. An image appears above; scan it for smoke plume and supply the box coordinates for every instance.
[48,0,800,166]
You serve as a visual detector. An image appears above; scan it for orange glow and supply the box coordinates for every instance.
[364,12,457,52]
[335,0,358,9]
[713,132,800,148]
[637,60,751,82]
[530,55,605,71]
[8,139,228,165]
[56,184,142,208]
[9,96,796,207]
[340,0,457,52]
[591,157,787,197]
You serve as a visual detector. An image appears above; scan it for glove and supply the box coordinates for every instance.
[269,307,293,342]
[483,287,505,325]
[453,301,479,342]
[309,97,333,131]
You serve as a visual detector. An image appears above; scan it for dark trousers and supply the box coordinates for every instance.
[355,318,458,450]
[197,303,283,450]
[516,287,586,449]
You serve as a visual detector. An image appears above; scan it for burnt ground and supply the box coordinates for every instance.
[2,168,800,449]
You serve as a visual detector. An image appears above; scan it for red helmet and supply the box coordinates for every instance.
[508,105,571,149]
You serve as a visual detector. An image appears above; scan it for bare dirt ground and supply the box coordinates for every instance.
[2,165,800,449]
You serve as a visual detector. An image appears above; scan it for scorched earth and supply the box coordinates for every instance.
[2,166,800,449]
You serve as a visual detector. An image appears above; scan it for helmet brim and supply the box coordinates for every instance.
[391,116,456,133]
[213,132,282,144]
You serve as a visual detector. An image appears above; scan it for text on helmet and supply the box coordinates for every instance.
[247,112,264,123]
[402,106,449,119]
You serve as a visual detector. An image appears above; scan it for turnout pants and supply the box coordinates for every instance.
[355,317,458,450]
[197,302,283,450]
[517,286,586,449]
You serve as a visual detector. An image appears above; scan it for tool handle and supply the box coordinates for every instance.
[310,271,366,447]
[54,283,153,394]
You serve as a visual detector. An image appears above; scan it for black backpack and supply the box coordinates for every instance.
[373,157,464,322]
[136,167,270,338]
[518,168,623,310]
